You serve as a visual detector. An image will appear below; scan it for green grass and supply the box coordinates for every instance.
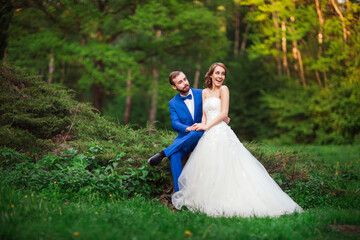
[264,144,360,164]
[1,144,360,239]
[1,186,359,240]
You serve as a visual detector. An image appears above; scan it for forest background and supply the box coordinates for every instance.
[2,0,360,145]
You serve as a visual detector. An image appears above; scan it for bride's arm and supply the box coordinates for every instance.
[195,86,229,131]
[200,89,207,125]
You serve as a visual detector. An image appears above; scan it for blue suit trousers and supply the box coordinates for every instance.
[163,131,203,192]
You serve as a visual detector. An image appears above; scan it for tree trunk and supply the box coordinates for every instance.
[315,71,322,87]
[297,49,306,87]
[323,71,328,88]
[240,22,250,55]
[92,58,104,111]
[61,60,65,83]
[92,83,103,111]
[0,0,14,60]
[330,0,347,43]
[194,65,201,89]
[315,0,326,87]
[290,16,306,87]
[234,12,240,56]
[149,63,159,126]
[123,70,132,124]
[292,39,299,73]
[47,52,55,83]
[281,21,290,77]
[315,0,324,45]
[148,30,162,126]
[272,11,282,75]
[193,53,201,89]
[97,0,106,12]
[92,2,105,112]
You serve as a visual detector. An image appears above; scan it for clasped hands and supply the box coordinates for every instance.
[186,117,230,132]
[186,123,207,132]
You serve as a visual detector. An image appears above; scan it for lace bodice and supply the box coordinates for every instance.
[204,97,222,123]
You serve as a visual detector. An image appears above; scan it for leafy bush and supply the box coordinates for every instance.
[2,143,359,209]
[285,155,360,209]
[0,63,76,150]
[0,63,175,161]
[287,168,359,209]
[0,63,176,189]
[0,146,168,199]
[262,80,360,144]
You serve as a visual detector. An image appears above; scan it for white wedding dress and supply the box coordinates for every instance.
[172,97,303,218]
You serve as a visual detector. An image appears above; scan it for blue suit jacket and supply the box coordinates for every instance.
[168,88,203,140]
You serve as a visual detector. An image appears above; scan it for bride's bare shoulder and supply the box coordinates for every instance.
[220,85,229,95]
[202,88,210,97]
[220,85,229,91]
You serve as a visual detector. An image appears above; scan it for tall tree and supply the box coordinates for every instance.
[0,0,14,60]
[314,0,326,87]
[123,69,133,125]
[330,0,347,43]
[272,10,282,75]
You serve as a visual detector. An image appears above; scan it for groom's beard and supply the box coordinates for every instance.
[178,85,190,95]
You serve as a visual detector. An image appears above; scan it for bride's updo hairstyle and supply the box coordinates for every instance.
[204,62,227,88]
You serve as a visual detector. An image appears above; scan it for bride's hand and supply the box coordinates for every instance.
[224,116,231,125]
[194,123,207,131]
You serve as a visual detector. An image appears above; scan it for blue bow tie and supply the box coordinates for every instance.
[180,94,192,100]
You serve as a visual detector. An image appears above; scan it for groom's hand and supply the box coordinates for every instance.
[186,125,196,132]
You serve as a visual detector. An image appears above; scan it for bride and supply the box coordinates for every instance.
[171,62,303,218]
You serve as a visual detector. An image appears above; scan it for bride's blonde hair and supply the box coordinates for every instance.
[204,62,227,88]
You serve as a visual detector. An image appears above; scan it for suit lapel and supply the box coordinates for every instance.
[175,94,193,122]
[192,88,202,121]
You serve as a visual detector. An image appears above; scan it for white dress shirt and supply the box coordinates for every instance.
[181,89,195,120]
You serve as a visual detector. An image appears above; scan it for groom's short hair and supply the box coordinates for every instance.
[169,71,183,86]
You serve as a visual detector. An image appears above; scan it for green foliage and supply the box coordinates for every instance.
[238,0,360,144]
[262,80,360,144]
[266,144,360,209]
[0,63,175,194]
[287,158,360,209]
[0,0,13,60]
[5,0,359,144]
[226,56,278,140]
[6,0,229,129]
[0,62,175,159]
[3,141,359,210]
[0,63,75,150]
[1,61,359,209]
[0,146,167,198]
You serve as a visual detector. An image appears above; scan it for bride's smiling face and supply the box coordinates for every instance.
[210,66,226,88]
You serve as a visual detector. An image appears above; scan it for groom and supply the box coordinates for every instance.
[148,71,229,192]
[148,71,204,192]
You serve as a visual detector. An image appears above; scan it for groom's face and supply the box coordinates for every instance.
[171,72,190,94]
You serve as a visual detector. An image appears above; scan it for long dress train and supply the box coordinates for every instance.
[172,97,303,217]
